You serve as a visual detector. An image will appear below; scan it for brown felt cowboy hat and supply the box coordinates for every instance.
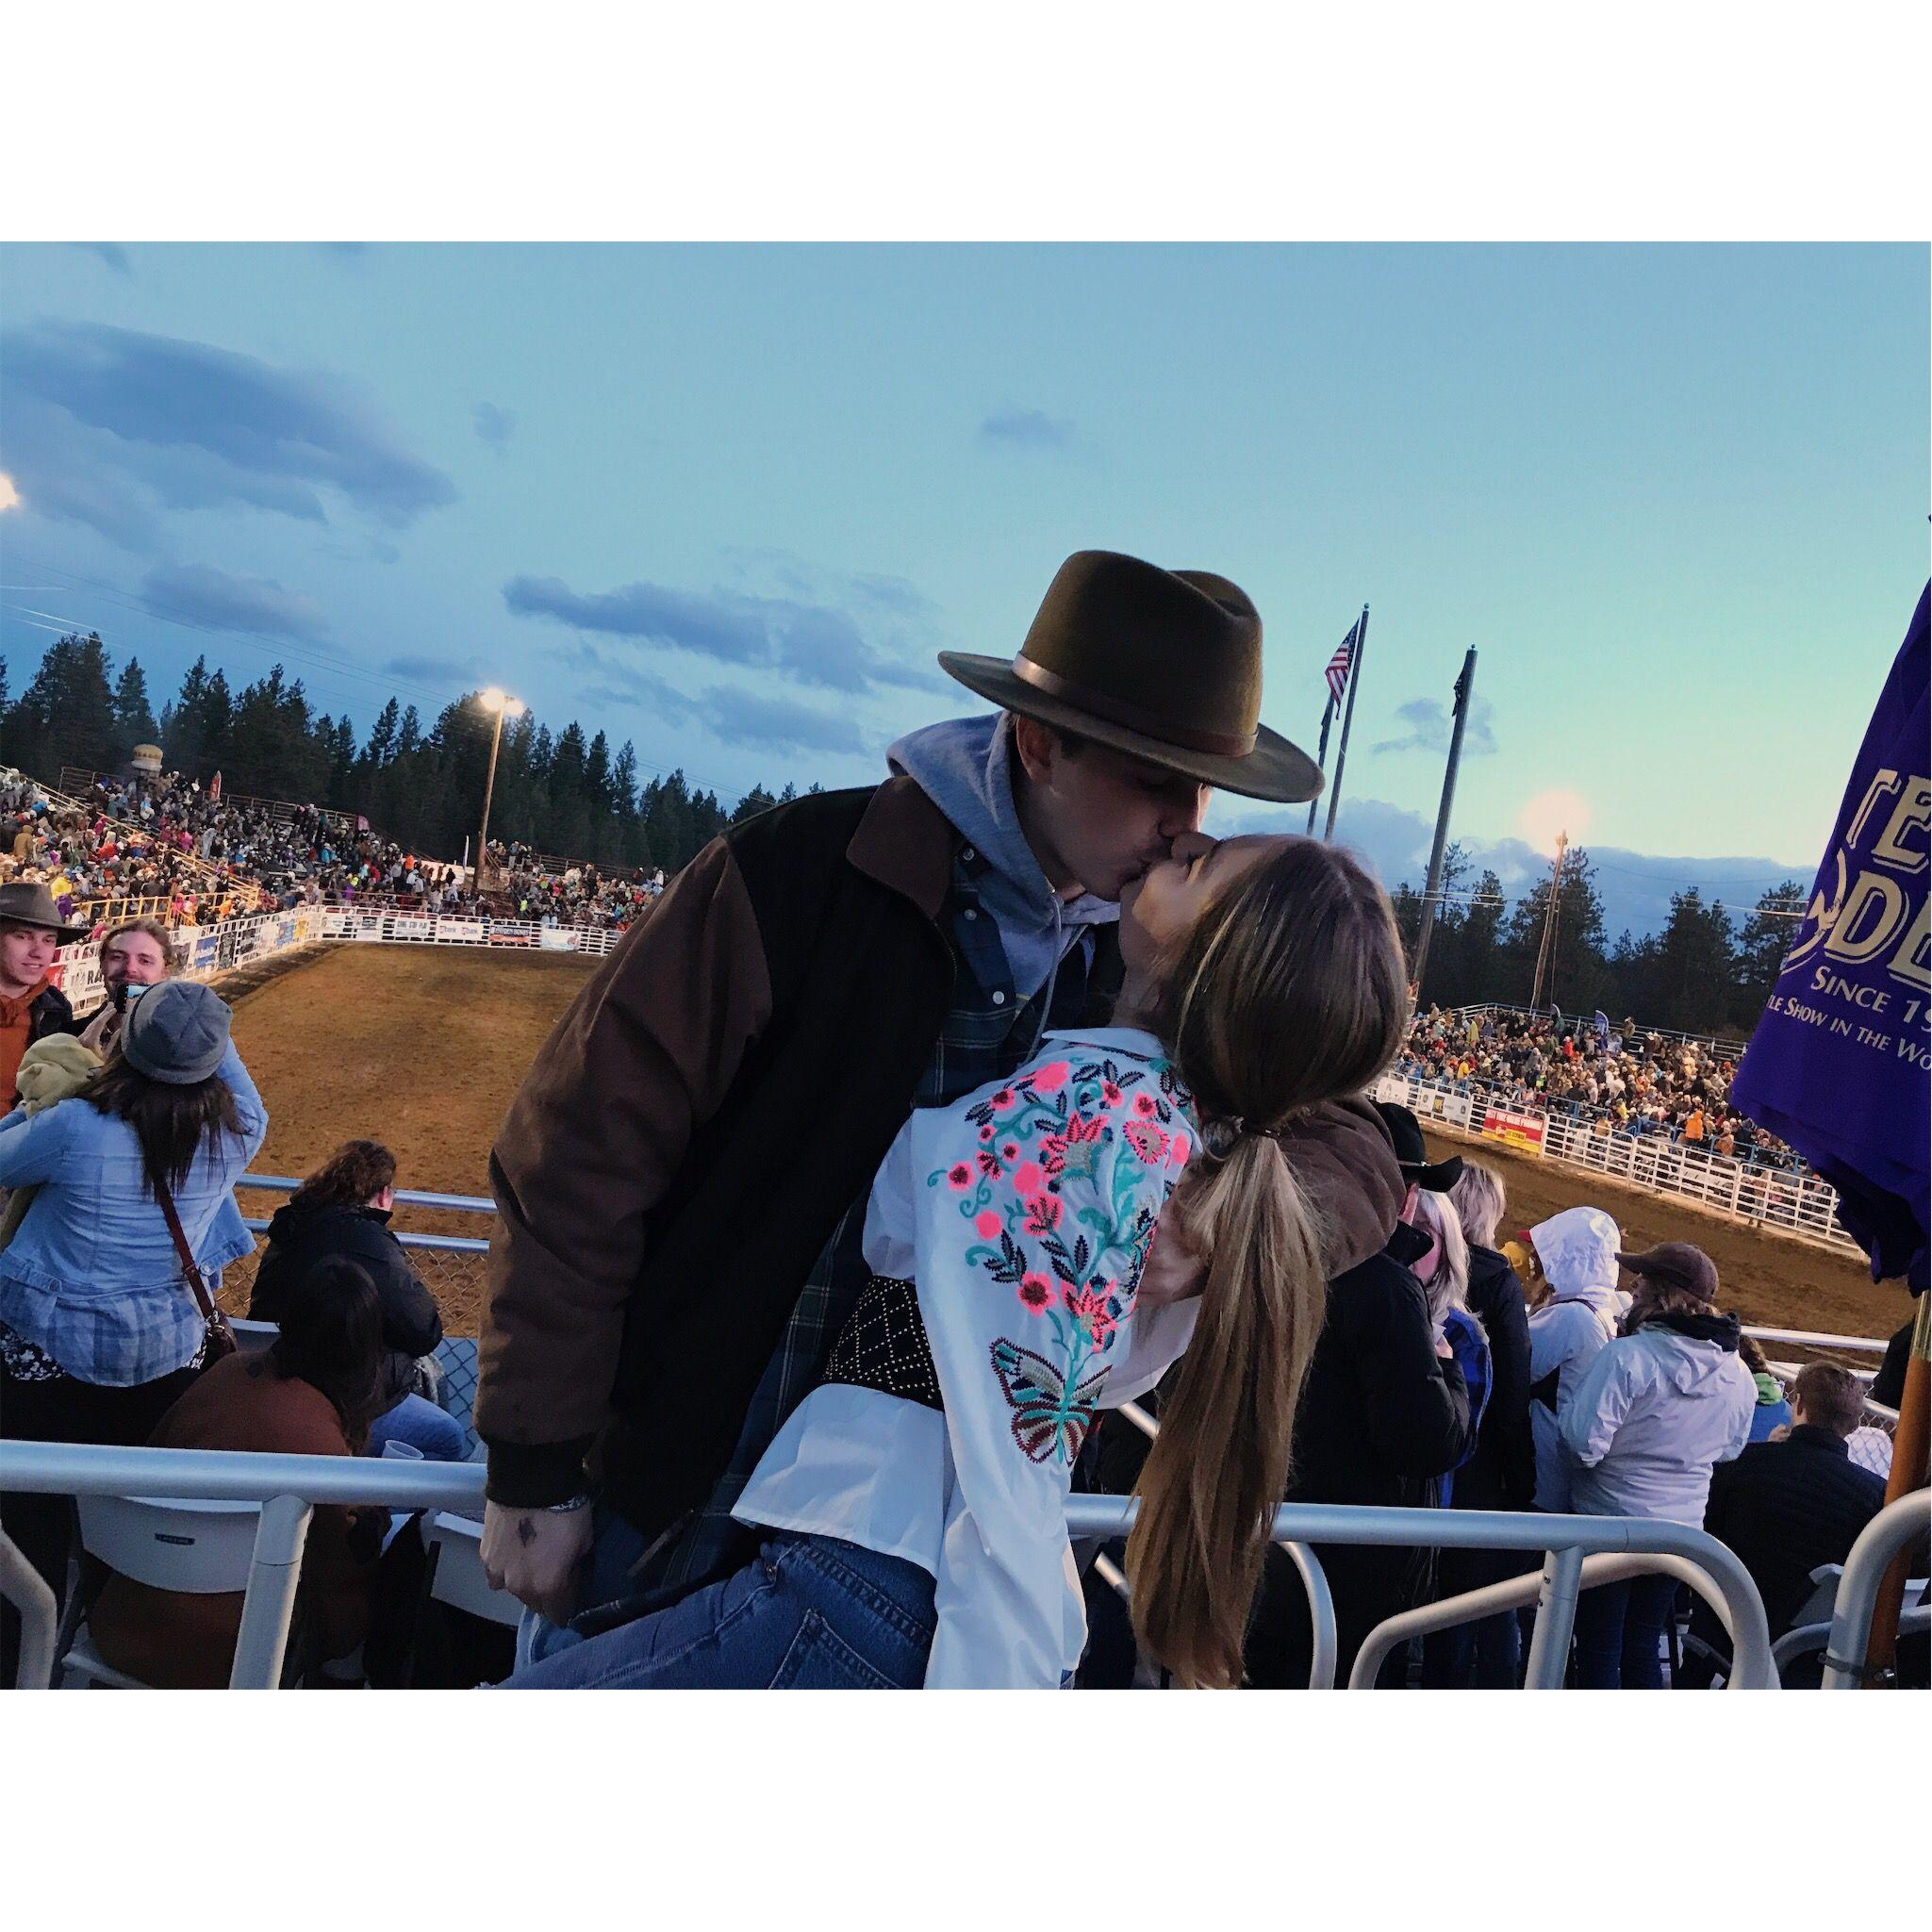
[0,881,91,945]
[938,550,1324,804]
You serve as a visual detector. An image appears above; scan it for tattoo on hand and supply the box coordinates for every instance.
[517,1516,536,1546]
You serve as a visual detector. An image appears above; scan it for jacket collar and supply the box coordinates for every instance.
[847,775,959,926]
[1788,1422,1849,1457]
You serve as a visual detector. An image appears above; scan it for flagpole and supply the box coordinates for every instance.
[1321,605,1369,840]
[1304,697,1336,836]
[1411,646,1477,997]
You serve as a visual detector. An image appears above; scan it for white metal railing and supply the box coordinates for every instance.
[1818,1491,1932,1690]
[1445,1002,1753,1058]
[1375,1069,1859,1258]
[6,1442,1784,1691]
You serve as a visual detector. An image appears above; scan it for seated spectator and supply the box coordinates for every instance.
[1738,1332,1793,1442]
[89,1258,389,1687]
[248,1140,459,1461]
[1424,1160,1536,1688]
[1560,1242,1756,1688]
[0,981,266,1684]
[1689,1362,1889,1676]
[0,882,86,1111]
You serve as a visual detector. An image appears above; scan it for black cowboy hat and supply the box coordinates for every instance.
[937,550,1323,804]
[0,880,91,944]
[1374,1100,1465,1192]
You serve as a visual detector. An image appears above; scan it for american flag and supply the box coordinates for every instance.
[1324,619,1359,706]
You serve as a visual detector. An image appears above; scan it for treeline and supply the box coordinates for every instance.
[1390,844,1805,1039]
[1,630,1803,1035]
[0,631,813,876]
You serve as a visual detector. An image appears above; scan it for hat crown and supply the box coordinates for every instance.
[123,980,232,1084]
[1019,551,1263,751]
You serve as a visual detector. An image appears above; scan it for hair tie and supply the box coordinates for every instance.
[1200,1115,1281,1160]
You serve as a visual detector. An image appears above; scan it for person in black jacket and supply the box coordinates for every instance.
[1870,1317,1913,1411]
[1421,1159,1537,1687]
[249,1139,460,1460]
[1687,1362,1887,1681]
[1242,1104,1474,1688]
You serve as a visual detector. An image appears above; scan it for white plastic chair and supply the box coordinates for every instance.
[58,1493,263,1689]
[421,1511,520,1628]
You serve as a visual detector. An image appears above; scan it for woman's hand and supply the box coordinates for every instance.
[1139,1185,1210,1310]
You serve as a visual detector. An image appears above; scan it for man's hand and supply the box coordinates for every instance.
[480,1501,594,1626]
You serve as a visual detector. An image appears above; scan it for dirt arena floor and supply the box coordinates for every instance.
[219,944,598,1332]
[216,944,1903,1348]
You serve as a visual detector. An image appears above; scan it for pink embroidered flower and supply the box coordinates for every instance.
[979,1125,995,1143]
[1064,1282,1118,1345]
[974,1210,1002,1240]
[1032,1061,1071,1094]
[1001,1142,1020,1162]
[1023,1192,1063,1235]
[1016,1273,1055,1315]
[1011,1160,1045,1197]
[946,1163,973,1192]
[1101,1080,1123,1107]
[1168,1131,1192,1167]
[992,1088,1015,1109]
[1043,1113,1106,1180]
[1132,1093,1158,1119]
[1124,1117,1169,1165]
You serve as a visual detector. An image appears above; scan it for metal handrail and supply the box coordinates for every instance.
[236,1175,495,1214]
[1819,1491,1932,1689]
[4,1441,1782,1692]
[1060,1495,1778,1689]
[1114,1397,1339,1690]
[1351,1550,1759,1689]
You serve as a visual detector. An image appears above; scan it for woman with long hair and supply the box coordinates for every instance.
[1421,1159,1538,1688]
[89,1257,389,1688]
[0,981,266,1680]
[505,832,1412,1689]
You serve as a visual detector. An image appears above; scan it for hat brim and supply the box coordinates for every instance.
[1401,1154,1466,1192]
[0,914,93,945]
[936,651,1325,805]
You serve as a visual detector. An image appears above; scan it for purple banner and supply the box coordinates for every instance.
[1731,583,1930,1289]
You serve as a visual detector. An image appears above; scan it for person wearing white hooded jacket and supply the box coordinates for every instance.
[1558,1241,1755,1688]
[1523,1207,1630,1511]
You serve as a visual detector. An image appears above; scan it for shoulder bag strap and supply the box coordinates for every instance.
[156,1176,237,1348]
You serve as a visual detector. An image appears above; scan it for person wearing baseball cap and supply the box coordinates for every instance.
[1559,1230,1756,1687]
[0,977,267,1684]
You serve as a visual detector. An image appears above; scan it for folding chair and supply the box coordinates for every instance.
[58,1493,264,1689]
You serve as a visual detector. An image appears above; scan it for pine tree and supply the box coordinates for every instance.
[732,784,779,823]
[9,631,118,779]
[1651,888,1738,1033]
[1730,880,1805,1031]
[110,658,161,764]
[360,698,401,772]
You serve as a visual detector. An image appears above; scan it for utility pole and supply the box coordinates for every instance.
[1321,604,1370,841]
[1411,647,1477,999]
[1529,830,1569,1009]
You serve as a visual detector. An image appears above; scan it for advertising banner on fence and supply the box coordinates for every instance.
[390,916,434,942]
[437,919,486,942]
[1480,1105,1546,1156]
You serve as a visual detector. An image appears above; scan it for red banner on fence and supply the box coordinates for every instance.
[1480,1105,1547,1157]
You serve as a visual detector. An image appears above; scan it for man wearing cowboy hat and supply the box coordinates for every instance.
[476,549,1350,1636]
[0,882,87,1112]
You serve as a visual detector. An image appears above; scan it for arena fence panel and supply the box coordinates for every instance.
[1373,1070,1862,1259]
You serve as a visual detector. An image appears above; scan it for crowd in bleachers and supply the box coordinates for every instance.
[1396,1002,1807,1172]
[481,839,665,930]
[1,765,662,937]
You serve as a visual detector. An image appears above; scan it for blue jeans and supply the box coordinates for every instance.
[1420,1610,1522,1689]
[1572,1573,1678,1689]
[504,1531,937,1689]
[369,1392,468,1462]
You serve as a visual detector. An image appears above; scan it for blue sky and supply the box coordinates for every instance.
[1,242,1924,933]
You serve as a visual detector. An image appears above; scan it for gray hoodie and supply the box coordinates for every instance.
[886,714,1118,1003]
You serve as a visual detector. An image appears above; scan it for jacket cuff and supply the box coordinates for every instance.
[484,1436,596,1509]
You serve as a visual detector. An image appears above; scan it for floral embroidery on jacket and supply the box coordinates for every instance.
[926,1046,1196,1464]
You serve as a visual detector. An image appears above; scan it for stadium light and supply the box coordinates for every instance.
[474,687,524,890]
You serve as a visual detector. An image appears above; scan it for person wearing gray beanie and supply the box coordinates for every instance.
[0,976,268,1685]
